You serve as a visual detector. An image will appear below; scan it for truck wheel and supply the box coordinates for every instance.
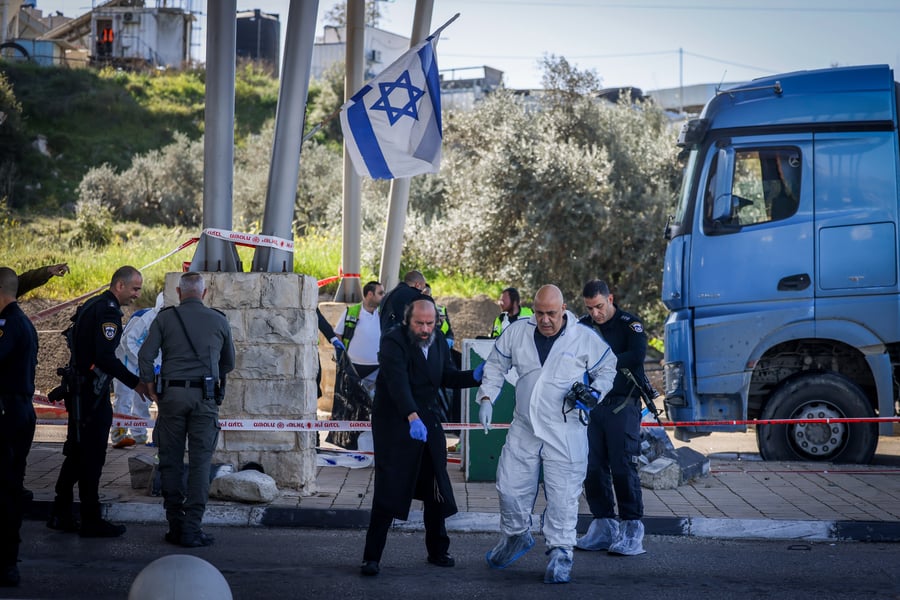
[756,372,877,463]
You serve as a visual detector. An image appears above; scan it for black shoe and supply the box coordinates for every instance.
[179,531,215,548]
[79,519,126,538]
[47,514,80,533]
[164,530,181,545]
[0,565,20,587]
[427,553,456,567]
[360,560,380,576]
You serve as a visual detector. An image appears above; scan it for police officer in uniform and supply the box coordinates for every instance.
[576,279,648,556]
[48,266,149,537]
[0,268,38,587]
[139,272,235,548]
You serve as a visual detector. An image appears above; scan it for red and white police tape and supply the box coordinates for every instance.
[32,392,900,431]
[201,228,293,252]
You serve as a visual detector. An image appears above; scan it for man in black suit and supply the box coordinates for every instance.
[360,298,482,577]
[378,270,426,335]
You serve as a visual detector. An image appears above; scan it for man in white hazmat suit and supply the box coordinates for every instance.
[111,292,164,447]
[476,285,617,584]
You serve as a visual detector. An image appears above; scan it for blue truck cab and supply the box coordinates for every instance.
[662,64,900,463]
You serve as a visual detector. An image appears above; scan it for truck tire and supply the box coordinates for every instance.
[756,372,877,463]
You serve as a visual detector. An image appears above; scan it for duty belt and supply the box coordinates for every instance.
[165,379,203,389]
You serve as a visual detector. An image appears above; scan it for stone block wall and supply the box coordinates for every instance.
[163,271,319,493]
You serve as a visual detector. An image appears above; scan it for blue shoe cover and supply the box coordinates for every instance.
[543,547,573,584]
[485,531,535,569]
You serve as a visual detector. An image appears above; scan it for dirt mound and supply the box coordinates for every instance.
[437,294,498,342]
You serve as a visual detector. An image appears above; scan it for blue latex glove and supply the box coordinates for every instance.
[332,339,346,360]
[575,400,592,412]
[409,418,428,442]
[446,338,454,349]
[473,362,485,383]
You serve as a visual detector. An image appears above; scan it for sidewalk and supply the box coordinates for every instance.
[23,430,900,543]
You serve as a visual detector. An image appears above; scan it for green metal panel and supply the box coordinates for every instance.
[462,340,516,482]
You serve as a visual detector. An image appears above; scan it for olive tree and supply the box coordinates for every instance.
[407,58,680,327]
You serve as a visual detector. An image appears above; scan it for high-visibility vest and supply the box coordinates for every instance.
[340,303,362,348]
[437,304,450,336]
[491,306,533,338]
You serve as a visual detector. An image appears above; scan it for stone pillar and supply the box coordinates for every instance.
[163,271,319,493]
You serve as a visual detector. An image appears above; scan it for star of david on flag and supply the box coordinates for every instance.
[340,30,446,179]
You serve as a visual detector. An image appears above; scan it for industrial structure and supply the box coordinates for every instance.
[0,0,198,69]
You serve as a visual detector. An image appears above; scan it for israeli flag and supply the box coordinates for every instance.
[340,35,443,180]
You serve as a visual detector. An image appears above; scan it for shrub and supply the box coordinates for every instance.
[73,197,114,247]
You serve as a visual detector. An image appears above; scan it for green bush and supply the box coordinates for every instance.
[73,197,114,247]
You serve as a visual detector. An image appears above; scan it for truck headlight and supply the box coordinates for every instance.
[664,361,684,405]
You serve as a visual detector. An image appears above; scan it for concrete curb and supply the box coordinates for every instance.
[26,499,900,543]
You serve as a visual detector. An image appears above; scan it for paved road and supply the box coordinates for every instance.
[9,522,900,599]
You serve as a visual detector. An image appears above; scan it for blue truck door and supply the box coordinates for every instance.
[688,135,815,390]
[813,132,900,324]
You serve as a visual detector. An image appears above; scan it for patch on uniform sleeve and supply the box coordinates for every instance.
[102,322,119,340]
[630,322,644,333]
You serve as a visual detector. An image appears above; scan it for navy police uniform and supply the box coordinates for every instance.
[139,297,234,547]
[50,290,140,534]
[0,299,38,581]
[578,307,647,521]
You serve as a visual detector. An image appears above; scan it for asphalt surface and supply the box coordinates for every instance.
[9,522,900,599]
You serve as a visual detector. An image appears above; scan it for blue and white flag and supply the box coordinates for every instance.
[340,35,443,180]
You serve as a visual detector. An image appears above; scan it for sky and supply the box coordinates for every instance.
[31,0,900,92]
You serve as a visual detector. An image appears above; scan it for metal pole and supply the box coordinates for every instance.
[190,0,240,272]
[251,0,320,273]
[333,0,365,301]
[378,0,434,290]
[679,46,684,115]
[1,1,8,46]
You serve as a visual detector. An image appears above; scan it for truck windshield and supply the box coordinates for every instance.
[672,148,699,234]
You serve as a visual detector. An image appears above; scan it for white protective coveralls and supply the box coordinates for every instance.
[476,311,617,550]
[111,293,163,445]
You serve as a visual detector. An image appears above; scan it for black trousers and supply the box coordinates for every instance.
[584,395,644,521]
[53,384,113,523]
[0,394,36,567]
[363,455,450,563]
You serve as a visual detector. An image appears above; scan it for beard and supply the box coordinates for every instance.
[407,326,436,350]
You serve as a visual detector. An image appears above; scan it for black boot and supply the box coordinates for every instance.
[79,518,126,538]
[0,564,20,587]
[47,502,80,533]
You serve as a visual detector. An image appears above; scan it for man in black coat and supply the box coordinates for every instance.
[378,270,426,335]
[360,298,482,577]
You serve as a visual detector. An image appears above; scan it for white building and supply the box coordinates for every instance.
[311,25,409,82]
